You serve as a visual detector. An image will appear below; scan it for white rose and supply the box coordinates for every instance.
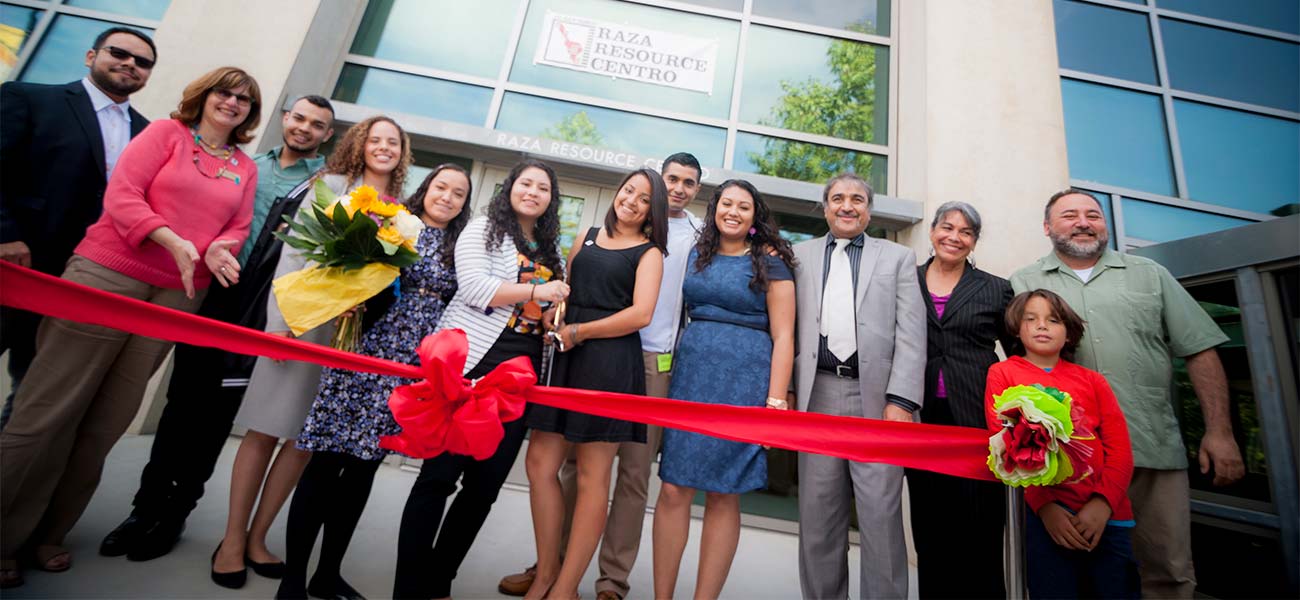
[394,212,424,241]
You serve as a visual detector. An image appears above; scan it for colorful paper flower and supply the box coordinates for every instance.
[986,384,1092,487]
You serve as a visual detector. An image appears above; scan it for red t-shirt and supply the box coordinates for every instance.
[984,355,1135,521]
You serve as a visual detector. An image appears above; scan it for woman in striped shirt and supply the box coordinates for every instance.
[392,159,569,600]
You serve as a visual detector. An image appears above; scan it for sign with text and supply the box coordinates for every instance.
[535,11,719,94]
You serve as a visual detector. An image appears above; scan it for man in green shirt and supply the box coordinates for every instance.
[1011,189,1245,599]
[100,96,334,562]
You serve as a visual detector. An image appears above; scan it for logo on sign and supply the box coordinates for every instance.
[535,12,719,95]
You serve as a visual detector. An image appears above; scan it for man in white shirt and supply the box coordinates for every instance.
[0,27,155,429]
[499,153,703,600]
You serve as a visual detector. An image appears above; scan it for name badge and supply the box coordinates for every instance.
[656,352,673,373]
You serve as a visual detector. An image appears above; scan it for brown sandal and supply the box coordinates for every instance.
[0,559,23,588]
[34,545,70,572]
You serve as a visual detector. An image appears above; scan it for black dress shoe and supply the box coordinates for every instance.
[246,554,286,579]
[99,514,159,557]
[125,517,184,562]
[276,577,309,600]
[210,544,247,590]
[308,575,367,600]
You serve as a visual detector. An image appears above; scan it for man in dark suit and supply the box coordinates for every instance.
[0,26,156,427]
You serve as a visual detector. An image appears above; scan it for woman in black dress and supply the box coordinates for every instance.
[523,168,668,600]
[908,201,1014,599]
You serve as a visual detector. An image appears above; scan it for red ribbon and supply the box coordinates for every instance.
[378,330,532,460]
[0,262,995,481]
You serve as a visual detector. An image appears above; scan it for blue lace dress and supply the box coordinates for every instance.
[297,227,455,460]
[658,249,792,494]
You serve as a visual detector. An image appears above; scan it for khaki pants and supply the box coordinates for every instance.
[1129,467,1197,599]
[557,351,670,598]
[0,256,203,558]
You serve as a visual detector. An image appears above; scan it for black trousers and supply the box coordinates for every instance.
[130,280,252,521]
[907,395,1006,599]
[392,418,528,599]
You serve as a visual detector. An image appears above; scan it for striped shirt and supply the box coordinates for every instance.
[435,217,559,374]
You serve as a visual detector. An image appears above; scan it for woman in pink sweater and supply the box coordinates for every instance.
[0,66,260,584]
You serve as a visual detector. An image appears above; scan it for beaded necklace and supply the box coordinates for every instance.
[190,127,241,185]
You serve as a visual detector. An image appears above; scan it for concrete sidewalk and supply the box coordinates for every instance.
[4,434,904,599]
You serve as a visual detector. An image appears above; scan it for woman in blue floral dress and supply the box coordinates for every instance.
[652,179,796,600]
[276,164,471,600]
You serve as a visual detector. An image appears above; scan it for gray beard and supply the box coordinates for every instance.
[1050,230,1107,259]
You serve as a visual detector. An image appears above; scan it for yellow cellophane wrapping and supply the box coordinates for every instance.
[271,263,400,336]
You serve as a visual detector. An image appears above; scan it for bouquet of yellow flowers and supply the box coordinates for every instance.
[272,180,425,350]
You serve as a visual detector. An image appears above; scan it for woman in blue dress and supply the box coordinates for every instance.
[275,164,471,600]
[651,179,797,600]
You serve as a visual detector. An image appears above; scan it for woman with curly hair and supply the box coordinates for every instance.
[651,179,796,599]
[0,65,261,586]
[208,115,409,597]
[392,159,569,600]
[523,167,668,600]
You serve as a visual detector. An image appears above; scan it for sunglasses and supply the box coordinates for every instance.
[98,45,155,70]
[212,88,256,107]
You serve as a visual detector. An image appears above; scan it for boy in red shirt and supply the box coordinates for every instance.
[986,289,1139,598]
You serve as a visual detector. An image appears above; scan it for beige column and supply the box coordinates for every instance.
[895,0,1069,279]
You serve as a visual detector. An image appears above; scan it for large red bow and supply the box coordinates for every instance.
[378,330,534,460]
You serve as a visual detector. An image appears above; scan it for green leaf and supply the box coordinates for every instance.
[332,202,352,230]
[312,178,337,210]
[378,238,400,255]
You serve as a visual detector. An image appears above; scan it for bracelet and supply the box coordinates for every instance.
[530,284,536,300]
[766,396,789,409]
[570,323,581,345]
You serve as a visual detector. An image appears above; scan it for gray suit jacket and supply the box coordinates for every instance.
[791,235,926,417]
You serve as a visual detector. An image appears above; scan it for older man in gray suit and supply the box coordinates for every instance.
[789,173,926,600]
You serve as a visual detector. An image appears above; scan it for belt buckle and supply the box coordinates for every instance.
[835,364,853,378]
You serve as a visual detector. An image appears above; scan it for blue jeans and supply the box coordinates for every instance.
[1026,507,1140,599]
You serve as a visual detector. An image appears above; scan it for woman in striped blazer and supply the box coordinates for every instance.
[907,201,1014,599]
[392,159,569,600]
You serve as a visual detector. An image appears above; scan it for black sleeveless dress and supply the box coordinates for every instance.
[526,227,650,443]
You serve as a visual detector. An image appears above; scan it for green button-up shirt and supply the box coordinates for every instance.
[241,147,325,265]
[1010,248,1227,469]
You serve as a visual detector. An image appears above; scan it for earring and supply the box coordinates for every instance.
[748,226,757,237]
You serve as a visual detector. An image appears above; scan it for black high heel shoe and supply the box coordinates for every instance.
[246,554,286,579]
[210,544,247,589]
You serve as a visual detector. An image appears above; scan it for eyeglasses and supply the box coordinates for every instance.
[212,88,255,107]
[97,45,155,70]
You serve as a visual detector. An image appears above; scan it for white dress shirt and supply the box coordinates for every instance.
[639,210,702,353]
[81,77,133,181]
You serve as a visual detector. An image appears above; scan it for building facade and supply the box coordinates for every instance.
[3,0,1296,596]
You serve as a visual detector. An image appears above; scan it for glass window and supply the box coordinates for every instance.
[349,0,520,79]
[1120,198,1252,242]
[1053,0,1158,84]
[20,14,153,85]
[740,25,888,144]
[1175,100,1299,216]
[1157,0,1299,35]
[332,64,492,127]
[1160,19,1299,112]
[494,92,726,167]
[509,0,740,119]
[733,131,887,190]
[751,0,890,36]
[674,0,743,11]
[1,4,42,82]
[1060,79,1176,195]
[64,0,170,20]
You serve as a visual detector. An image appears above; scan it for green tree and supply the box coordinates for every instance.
[749,22,884,185]
[540,110,604,145]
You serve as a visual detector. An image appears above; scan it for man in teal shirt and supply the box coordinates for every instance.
[100,96,334,562]
[1011,189,1245,599]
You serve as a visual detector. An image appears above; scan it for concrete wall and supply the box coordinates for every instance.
[128,0,338,146]
[894,0,1069,278]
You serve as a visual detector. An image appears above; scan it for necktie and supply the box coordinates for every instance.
[103,104,127,180]
[820,238,856,362]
